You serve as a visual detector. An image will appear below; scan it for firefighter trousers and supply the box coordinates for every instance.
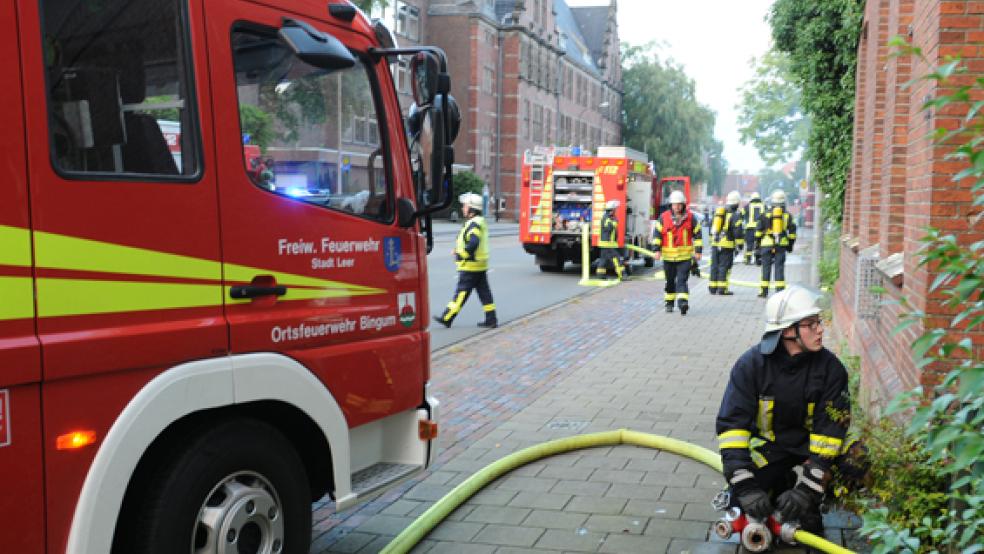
[595,248,624,279]
[744,229,760,264]
[709,248,735,293]
[439,270,496,325]
[663,258,691,307]
[760,246,787,294]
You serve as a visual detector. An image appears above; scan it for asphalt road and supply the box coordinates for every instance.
[427,234,602,351]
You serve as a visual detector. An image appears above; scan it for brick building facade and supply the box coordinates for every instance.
[376,0,622,219]
[834,0,983,408]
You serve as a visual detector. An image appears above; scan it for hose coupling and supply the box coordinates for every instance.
[741,519,773,552]
[780,521,800,545]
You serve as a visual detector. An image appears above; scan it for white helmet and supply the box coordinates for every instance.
[459,192,483,212]
[771,190,787,205]
[726,191,741,206]
[605,199,620,210]
[750,191,761,201]
[668,190,686,205]
[760,286,824,354]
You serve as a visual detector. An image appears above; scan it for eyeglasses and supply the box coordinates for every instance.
[797,318,824,332]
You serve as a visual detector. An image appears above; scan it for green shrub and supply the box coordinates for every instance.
[449,171,486,217]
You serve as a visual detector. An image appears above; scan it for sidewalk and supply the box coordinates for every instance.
[311,232,866,553]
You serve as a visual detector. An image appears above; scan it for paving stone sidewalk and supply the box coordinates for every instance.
[312,233,867,553]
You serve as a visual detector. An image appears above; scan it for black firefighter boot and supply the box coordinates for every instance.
[679,300,689,316]
[477,311,498,328]
[665,301,674,313]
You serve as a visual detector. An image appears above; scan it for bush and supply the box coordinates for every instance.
[448,171,486,217]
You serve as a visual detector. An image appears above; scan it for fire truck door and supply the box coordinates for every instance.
[207,1,426,427]
[1,2,44,551]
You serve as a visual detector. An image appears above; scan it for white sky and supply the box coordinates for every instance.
[568,0,775,174]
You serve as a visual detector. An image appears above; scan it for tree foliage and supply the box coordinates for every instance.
[736,50,810,167]
[621,43,726,193]
[769,0,864,223]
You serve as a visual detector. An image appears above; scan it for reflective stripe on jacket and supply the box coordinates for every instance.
[715,345,850,480]
[598,212,619,248]
[652,209,702,261]
[745,200,764,227]
[456,216,489,271]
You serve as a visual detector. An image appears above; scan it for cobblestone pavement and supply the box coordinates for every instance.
[311,233,867,553]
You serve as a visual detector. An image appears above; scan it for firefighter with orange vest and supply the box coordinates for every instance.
[651,190,703,315]
[434,193,497,328]
[755,190,797,298]
[709,191,745,295]
[744,191,765,265]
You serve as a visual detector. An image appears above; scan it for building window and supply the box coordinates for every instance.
[545,110,552,144]
[523,100,531,140]
[394,58,410,94]
[480,134,492,168]
[483,66,495,94]
[532,104,543,143]
[396,1,420,41]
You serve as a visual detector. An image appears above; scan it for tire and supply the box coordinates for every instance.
[122,419,311,554]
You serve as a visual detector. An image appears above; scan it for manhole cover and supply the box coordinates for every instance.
[545,419,589,431]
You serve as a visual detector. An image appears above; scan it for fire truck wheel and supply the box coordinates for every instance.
[126,418,311,554]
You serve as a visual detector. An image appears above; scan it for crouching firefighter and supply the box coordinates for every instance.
[652,190,702,315]
[434,193,497,328]
[715,287,867,539]
[595,199,625,280]
[709,191,744,295]
[756,190,797,298]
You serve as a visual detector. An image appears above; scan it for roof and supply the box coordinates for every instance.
[569,6,609,64]
[553,0,601,76]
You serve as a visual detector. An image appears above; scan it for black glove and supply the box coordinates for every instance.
[787,241,795,253]
[730,469,773,520]
[776,462,826,521]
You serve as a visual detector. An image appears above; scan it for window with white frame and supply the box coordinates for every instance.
[394,58,410,94]
[395,1,420,41]
[483,66,495,94]
[481,134,492,168]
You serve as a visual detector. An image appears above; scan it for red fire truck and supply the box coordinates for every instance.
[653,176,692,217]
[519,146,655,271]
[1,1,458,552]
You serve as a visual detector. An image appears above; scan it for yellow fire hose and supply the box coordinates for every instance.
[380,429,856,554]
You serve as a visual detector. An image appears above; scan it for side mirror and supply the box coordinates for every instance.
[418,105,446,201]
[410,51,440,106]
[279,18,356,70]
[397,197,417,228]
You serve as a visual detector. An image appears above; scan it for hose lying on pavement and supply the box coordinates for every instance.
[380,429,856,554]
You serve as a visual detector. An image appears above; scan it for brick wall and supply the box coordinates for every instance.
[835,0,983,407]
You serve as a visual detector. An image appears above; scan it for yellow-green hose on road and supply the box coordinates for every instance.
[380,429,856,554]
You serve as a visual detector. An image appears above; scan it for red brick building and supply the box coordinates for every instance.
[835,0,983,408]
[421,0,621,219]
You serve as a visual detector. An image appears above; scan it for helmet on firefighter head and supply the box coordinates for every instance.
[605,199,620,211]
[750,191,761,201]
[760,286,825,354]
[668,190,686,205]
[459,192,483,213]
[726,191,741,206]
[770,190,787,206]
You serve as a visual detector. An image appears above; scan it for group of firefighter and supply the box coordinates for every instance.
[434,190,867,545]
[594,187,798,316]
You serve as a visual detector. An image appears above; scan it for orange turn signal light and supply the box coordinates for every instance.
[418,420,438,441]
[56,430,97,450]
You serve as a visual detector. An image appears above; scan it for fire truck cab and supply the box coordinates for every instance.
[0,1,458,552]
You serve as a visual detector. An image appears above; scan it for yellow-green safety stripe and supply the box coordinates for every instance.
[718,429,751,449]
[0,276,35,321]
[0,225,32,267]
[809,433,843,457]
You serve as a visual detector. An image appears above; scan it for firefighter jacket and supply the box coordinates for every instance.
[711,205,745,250]
[745,199,765,228]
[455,215,489,272]
[755,208,797,250]
[599,211,619,248]
[651,209,702,262]
[716,344,850,480]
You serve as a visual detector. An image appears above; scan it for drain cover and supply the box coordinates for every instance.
[545,419,589,431]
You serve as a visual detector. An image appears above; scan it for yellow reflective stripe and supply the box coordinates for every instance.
[0,225,32,267]
[37,278,220,318]
[718,429,751,449]
[224,263,385,302]
[750,448,768,468]
[35,230,221,280]
[757,398,775,441]
[806,402,815,431]
[810,434,843,457]
[0,276,35,321]
[483,304,496,312]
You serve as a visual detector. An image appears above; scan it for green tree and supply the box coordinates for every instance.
[621,43,725,188]
[239,104,273,151]
[769,0,864,222]
[736,50,810,167]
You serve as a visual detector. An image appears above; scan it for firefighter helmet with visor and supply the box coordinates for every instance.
[668,190,686,205]
[760,286,825,354]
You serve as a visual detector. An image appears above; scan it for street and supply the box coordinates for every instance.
[427,233,600,351]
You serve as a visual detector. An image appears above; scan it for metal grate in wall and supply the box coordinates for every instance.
[855,244,882,320]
